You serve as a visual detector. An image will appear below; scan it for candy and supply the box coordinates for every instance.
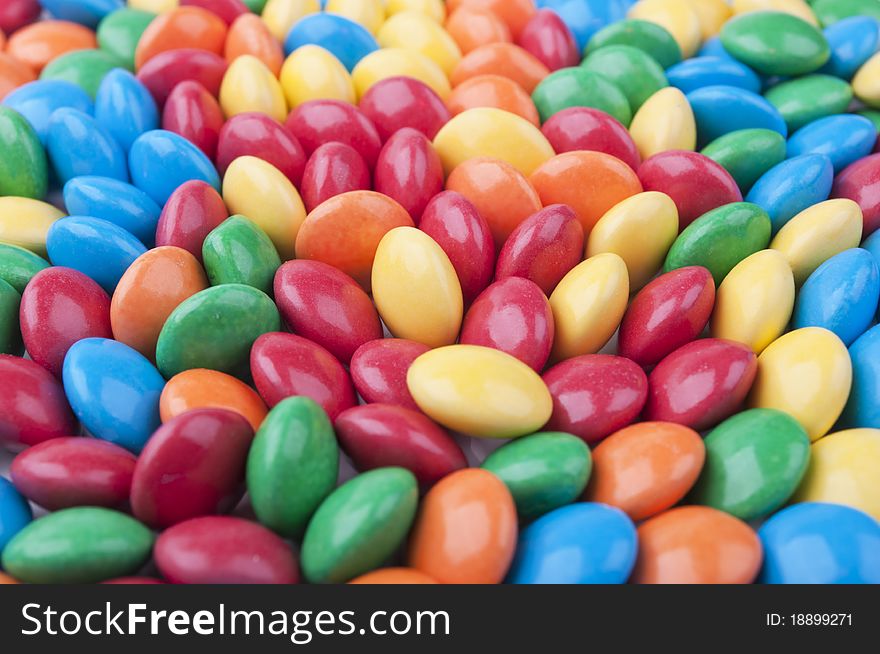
[0,0,40,35]
[225,13,284,76]
[63,176,161,247]
[279,45,355,109]
[730,0,818,26]
[0,106,48,199]
[95,69,160,153]
[0,197,64,256]
[449,0,534,39]
[374,128,444,223]
[747,155,835,234]
[39,49,122,99]
[628,87,697,159]
[261,0,319,41]
[286,99,382,167]
[0,244,49,294]
[0,280,20,355]
[687,85,788,147]
[445,7,511,55]
[129,129,220,205]
[586,18,682,69]
[628,0,702,58]
[352,48,451,100]
[0,477,32,553]
[2,80,94,145]
[47,108,128,185]
[40,0,123,29]
[96,8,155,70]
[812,0,880,25]
[6,20,97,74]
[701,128,787,194]
[324,0,383,34]
[358,76,451,141]
[540,107,640,170]
[532,67,632,126]
[163,80,224,159]
[159,369,267,430]
[183,0,248,26]
[219,54,287,124]
[843,325,880,429]
[349,568,437,585]
[136,49,228,106]
[764,74,853,133]
[350,339,430,411]
[134,6,227,70]
[666,56,761,94]
[202,216,280,293]
[819,15,879,80]
[517,9,579,72]
[215,112,306,186]
[284,13,378,72]
[788,115,876,174]
[582,45,668,114]
[447,74,540,126]
[378,11,461,76]
[832,153,880,236]
[854,51,880,108]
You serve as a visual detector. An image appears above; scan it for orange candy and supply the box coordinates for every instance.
[160,368,268,430]
[531,151,643,235]
[445,7,511,54]
[295,191,415,291]
[587,422,705,521]
[446,156,542,248]
[134,6,228,71]
[447,73,539,126]
[451,43,549,94]
[0,52,36,101]
[0,30,6,50]
[408,469,517,584]
[224,13,284,77]
[0,572,19,584]
[110,246,209,361]
[446,0,536,39]
[6,20,98,73]
[632,506,763,584]
[349,568,438,584]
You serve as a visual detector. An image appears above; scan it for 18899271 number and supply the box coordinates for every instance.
[766,614,853,627]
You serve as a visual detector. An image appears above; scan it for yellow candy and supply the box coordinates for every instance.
[711,249,795,354]
[262,0,321,41]
[219,55,288,123]
[128,0,177,12]
[794,429,880,521]
[372,227,463,348]
[325,0,385,34]
[222,156,307,261]
[433,108,555,176]
[685,0,732,39]
[731,0,819,26]
[352,48,451,100]
[280,45,356,108]
[853,51,880,109]
[0,197,64,257]
[770,199,863,285]
[628,87,696,159]
[549,253,629,361]
[628,0,702,58]
[407,345,552,439]
[586,191,679,291]
[377,11,462,76]
[385,0,446,23]
[749,327,852,442]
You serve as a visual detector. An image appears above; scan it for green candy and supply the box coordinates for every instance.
[97,8,156,71]
[1,508,154,584]
[203,216,281,294]
[690,409,811,521]
[40,50,126,98]
[247,397,339,539]
[720,11,830,76]
[665,202,772,286]
[532,67,632,126]
[701,128,787,193]
[858,109,880,134]
[581,45,668,113]
[764,75,853,133]
[481,432,592,522]
[0,243,50,293]
[241,0,267,12]
[585,19,682,69]
[156,283,281,378]
[0,107,48,200]
[811,0,880,26]
[301,468,418,584]
[0,278,22,355]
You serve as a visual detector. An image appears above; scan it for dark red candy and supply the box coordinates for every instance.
[359,76,451,141]
[0,355,77,451]
[419,191,495,306]
[543,354,648,444]
[300,142,371,213]
[130,408,253,529]
[10,437,136,511]
[273,260,382,364]
[0,0,40,34]
[460,277,554,371]
[335,404,467,491]
[180,0,248,25]
[644,338,758,431]
[285,99,382,168]
[19,267,112,378]
[250,332,356,420]
[350,338,430,411]
[374,128,444,224]
[638,151,743,229]
[618,266,716,368]
[495,204,584,296]
[136,48,229,107]
[832,152,880,236]
[155,180,228,262]
[517,9,579,72]
[541,107,641,171]
[162,80,224,159]
[216,112,307,186]
[155,516,299,584]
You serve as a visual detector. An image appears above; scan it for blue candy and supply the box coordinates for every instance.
[666,56,761,94]
[506,503,638,584]
[284,14,379,71]
[842,324,880,429]
[128,130,220,205]
[95,69,160,152]
[46,216,147,293]
[746,154,834,234]
[698,37,733,60]
[537,0,630,51]
[40,0,124,28]
[0,477,32,555]
[63,176,162,247]
[760,503,880,584]
[687,85,787,147]
[2,80,94,145]
[46,108,129,185]
[819,16,880,80]
[62,338,165,454]
[787,115,877,173]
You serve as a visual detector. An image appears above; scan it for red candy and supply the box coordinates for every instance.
[286,99,382,169]
[832,152,880,236]
[543,354,649,444]
[155,180,229,262]
[162,80,224,159]
[350,338,430,411]
[541,107,641,171]
[181,0,249,26]
[19,267,113,378]
[359,76,452,141]
[0,0,40,35]
[374,128,444,224]
[335,404,467,491]
[644,339,758,431]
[618,267,716,368]
[516,9,579,72]
[137,49,229,107]
[301,142,371,213]
[215,112,307,187]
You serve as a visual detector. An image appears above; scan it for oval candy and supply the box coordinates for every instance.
[350,339,430,411]
[159,369,267,431]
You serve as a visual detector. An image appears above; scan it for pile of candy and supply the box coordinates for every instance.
[1,0,880,586]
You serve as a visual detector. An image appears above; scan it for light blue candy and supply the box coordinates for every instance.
[506,503,637,584]
[819,16,880,80]
[40,0,124,28]
[787,115,877,173]
[842,324,880,429]
[746,154,834,234]
[794,249,880,346]
[62,338,165,454]
[2,80,94,145]
[46,108,128,185]
[698,37,733,60]
[46,216,146,293]
[760,503,880,584]
[129,130,220,205]
[666,56,761,94]
[95,69,159,152]
[283,14,378,71]
[63,176,161,247]
[687,85,787,147]
[0,477,32,555]
[863,228,880,270]
[537,0,630,51]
